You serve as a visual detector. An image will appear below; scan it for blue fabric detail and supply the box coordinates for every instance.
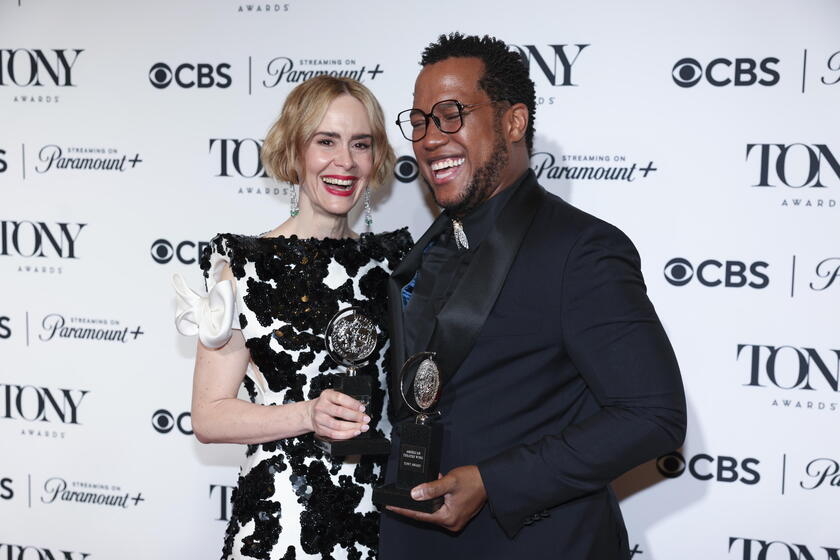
[401,274,417,308]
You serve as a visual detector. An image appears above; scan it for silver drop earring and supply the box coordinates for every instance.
[363,186,373,229]
[289,184,299,217]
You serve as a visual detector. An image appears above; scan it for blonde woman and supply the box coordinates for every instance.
[174,76,411,559]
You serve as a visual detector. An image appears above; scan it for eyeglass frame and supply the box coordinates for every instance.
[395,99,501,142]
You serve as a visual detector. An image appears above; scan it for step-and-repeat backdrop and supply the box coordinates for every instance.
[1,1,837,558]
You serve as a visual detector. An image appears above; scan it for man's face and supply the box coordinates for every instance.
[412,57,509,216]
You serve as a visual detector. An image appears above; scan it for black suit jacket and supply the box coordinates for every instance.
[380,171,686,559]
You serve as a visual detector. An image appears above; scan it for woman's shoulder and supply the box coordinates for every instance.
[206,231,283,254]
[362,227,413,257]
[199,232,267,279]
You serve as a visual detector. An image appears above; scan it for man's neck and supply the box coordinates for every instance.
[485,155,530,202]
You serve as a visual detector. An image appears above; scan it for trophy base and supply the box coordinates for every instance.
[314,435,391,456]
[373,483,443,513]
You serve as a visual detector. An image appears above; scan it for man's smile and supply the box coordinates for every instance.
[428,157,465,184]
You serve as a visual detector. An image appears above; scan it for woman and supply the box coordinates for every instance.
[173,75,412,559]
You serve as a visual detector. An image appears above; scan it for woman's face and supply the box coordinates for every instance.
[299,94,374,219]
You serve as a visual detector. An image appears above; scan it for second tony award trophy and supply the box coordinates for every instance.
[373,352,444,513]
[314,306,391,456]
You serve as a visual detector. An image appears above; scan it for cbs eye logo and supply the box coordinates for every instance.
[656,451,686,478]
[150,239,174,264]
[151,409,192,435]
[663,257,769,289]
[672,59,704,88]
[394,155,419,183]
[148,62,232,89]
[150,239,208,265]
[672,57,780,88]
[657,451,761,485]
[663,258,693,287]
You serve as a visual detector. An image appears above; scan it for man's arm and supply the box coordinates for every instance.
[476,220,686,537]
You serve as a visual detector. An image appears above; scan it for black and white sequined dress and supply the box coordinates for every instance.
[199,229,412,560]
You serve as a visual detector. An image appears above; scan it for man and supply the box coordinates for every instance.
[381,33,686,559]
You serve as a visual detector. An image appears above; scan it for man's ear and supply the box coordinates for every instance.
[504,103,529,144]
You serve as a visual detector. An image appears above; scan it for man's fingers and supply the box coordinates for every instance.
[410,473,454,501]
[385,505,443,524]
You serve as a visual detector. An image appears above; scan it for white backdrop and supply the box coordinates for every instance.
[1,1,838,558]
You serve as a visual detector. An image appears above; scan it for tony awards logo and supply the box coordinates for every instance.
[314,307,390,456]
[373,352,444,513]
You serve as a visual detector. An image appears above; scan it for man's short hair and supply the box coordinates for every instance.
[421,32,536,154]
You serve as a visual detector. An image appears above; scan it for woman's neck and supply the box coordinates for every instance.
[266,192,357,240]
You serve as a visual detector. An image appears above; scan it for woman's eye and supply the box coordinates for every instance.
[317,138,333,146]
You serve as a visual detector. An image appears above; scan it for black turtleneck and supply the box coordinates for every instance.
[402,171,529,358]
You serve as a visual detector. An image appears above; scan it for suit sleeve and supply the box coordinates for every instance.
[477,220,686,538]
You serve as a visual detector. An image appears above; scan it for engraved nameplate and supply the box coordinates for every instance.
[399,444,427,473]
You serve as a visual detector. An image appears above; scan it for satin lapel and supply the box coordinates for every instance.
[386,212,448,418]
[427,172,544,390]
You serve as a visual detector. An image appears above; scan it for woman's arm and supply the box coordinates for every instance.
[189,266,370,445]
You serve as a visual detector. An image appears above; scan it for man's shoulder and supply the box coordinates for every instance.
[531,182,625,242]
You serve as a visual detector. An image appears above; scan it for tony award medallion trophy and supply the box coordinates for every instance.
[373,352,444,513]
[315,306,391,456]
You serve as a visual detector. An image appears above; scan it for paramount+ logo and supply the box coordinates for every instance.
[664,258,769,289]
[811,258,840,291]
[149,62,232,89]
[800,457,840,491]
[672,56,779,88]
[657,451,760,485]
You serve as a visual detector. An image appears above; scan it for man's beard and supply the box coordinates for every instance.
[424,129,510,219]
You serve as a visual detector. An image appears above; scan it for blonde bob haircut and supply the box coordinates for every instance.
[262,75,395,188]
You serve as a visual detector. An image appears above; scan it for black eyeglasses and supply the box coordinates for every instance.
[395,99,495,142]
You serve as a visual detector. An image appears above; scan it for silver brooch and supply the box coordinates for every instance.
[452,219,469,250]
